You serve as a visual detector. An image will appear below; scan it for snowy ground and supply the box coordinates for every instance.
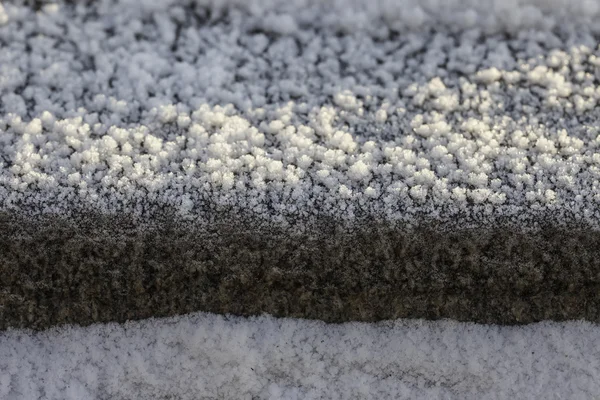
[2,0,600,228]
[2,312,600,399]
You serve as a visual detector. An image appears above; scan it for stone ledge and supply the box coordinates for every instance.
[2,212,598,329]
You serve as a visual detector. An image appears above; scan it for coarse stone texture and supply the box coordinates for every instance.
[2,211,600,330]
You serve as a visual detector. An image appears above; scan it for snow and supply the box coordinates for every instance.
[0,0,599,228]
[475,68,503,84]
[2,1,600,394]
[1,312,599,399]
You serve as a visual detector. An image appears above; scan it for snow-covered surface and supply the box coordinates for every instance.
[1,312,598,399]
[1,0,600,227]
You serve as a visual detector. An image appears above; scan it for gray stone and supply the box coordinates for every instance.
[2,211,598,330]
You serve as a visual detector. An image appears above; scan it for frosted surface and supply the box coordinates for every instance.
[2,312,599,399]
[1,0,600,226]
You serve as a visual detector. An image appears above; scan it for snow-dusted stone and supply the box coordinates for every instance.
[2,0,600,329]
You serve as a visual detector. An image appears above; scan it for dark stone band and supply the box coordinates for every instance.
[2,212,599,330]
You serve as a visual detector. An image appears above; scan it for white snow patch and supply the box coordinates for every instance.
[1,313,599,399]
[0,0,600,226]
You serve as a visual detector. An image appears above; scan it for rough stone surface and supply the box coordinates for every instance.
[2,212,600,330]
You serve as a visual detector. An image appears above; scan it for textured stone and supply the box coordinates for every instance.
[2,211,599,329]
